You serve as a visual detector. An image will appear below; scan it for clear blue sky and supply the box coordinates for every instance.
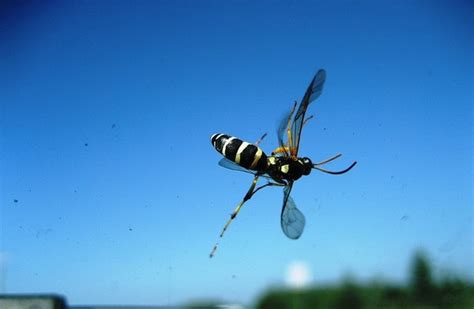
[1,0,472,306]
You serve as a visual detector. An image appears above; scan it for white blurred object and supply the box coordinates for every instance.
[286,261,312,288]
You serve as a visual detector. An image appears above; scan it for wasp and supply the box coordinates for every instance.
[209,69,356,258]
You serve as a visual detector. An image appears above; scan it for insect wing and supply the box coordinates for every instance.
[280,183,306,239]
[218,157,255,173]
[218,158,272,179]
[291,69,327,156]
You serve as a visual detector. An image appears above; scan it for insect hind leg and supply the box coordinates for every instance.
[303,115,314,127]
[286,101,297,155]
[273,102,298,156]
[210,175,260,258]
[219,175,259,237]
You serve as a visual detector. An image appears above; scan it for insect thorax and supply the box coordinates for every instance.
[266,156,313,182]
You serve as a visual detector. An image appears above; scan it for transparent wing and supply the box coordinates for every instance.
[218,158,272,179]
[218,157,255,174]
[276,111,291,156]
[280,182,306,239]
[291,69,326,156]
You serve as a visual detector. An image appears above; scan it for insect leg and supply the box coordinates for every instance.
[253,181,286,194]
[255,132,268,146]
[273,107,314,154]
[286,101,297,154]
[303,115,314,127]
[210,175,260,258]
[220,175,259,237]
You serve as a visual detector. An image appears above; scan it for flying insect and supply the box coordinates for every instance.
[209,69,356,258]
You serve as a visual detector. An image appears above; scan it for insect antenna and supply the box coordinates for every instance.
[313,153,342,166]
[312,153,357,175]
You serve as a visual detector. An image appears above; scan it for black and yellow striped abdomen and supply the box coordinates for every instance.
[211,133,268,172]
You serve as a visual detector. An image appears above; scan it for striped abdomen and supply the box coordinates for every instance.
[211,133,268,171]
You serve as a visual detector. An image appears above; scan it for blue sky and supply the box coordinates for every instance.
[1,0,472,306]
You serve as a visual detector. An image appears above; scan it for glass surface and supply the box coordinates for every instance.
[1,1,472,308]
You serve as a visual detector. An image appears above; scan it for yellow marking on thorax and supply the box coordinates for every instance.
[267,156,276,165]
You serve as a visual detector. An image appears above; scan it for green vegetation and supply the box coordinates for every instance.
[257,251,474,309]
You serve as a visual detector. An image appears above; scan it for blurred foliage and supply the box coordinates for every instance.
[182,299,223,308]
[410,250,435,304]
[256,250,474,309]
